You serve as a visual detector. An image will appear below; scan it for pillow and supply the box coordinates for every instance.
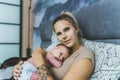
[82,39,120,80]
[46,31,60,51]
[0,66,13,79]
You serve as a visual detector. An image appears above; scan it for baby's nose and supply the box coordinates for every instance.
[59,57,64,62]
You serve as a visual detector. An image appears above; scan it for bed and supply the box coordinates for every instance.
[0,0,120,79]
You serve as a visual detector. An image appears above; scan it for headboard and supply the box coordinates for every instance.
[73,0,120,44]
[39,0,120,49]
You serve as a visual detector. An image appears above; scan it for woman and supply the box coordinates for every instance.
[13,11,94,80]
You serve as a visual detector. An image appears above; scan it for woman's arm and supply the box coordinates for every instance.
[63,58,93,80]
[32,48,54,80]
[31,48,46,67]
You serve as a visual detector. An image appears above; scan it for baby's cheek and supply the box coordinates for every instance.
[47,53,62,68]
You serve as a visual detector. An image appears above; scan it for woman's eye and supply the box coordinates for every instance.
[56,32,61,36]
[64,27,70,32]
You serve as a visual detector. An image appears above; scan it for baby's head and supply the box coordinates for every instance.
[47,43,71,68]
[50,43,71,62]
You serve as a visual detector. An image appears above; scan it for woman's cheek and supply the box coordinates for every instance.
[57,36,62,42]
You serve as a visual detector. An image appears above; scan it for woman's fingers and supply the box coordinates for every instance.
[13,70,19,80]
[13,61,23,79]
[13,65,20,79]
[18,60,24,65]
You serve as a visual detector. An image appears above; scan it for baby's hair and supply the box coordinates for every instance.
[56,43,72,55]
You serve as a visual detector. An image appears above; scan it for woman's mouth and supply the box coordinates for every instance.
[64,39,71,44]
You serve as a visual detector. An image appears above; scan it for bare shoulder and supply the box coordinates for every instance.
[63,58,93,80]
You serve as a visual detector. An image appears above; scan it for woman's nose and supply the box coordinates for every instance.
[62,33,67,39]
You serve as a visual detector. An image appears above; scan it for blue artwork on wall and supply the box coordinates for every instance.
[33,0,99,49]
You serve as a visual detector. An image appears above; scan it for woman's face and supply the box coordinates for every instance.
[54,20,79,49]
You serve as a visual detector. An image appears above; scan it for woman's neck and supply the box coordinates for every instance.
[72,42,81,53]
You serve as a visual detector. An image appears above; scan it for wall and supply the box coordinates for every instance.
[21,0,33,57]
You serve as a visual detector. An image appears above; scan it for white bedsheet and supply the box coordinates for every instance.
[0,66,13,80]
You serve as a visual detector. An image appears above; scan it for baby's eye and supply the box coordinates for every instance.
[60,52,63,55]
[62,57,64,62]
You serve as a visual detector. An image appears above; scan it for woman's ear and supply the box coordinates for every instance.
[76,29,79,33]
[75,26,79,33]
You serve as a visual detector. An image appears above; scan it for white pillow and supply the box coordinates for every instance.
[46,31,60,51]
[51,31,60,44]
[0,66,13,79]
[82,39,120,80]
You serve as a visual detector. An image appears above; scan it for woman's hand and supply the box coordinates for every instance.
[13,60,23,80]
[32,48,46,67]
[32,48,55,80]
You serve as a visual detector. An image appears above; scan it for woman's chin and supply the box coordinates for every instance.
[65,43,73,48]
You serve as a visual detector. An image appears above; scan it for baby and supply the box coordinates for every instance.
[18,43,71,80]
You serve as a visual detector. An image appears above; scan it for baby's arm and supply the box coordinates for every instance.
[18,58,38,80]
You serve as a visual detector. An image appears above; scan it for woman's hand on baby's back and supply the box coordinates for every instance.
[13,60,23,79]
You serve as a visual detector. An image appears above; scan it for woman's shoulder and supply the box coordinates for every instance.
[74,45,93,55]
[73,45,95,65]
[79,45,94,56]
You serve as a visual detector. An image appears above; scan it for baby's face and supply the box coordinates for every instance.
[50,45,69,62]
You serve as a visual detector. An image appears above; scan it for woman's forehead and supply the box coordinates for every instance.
[54,20,71,26]
[54,20,72,31]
